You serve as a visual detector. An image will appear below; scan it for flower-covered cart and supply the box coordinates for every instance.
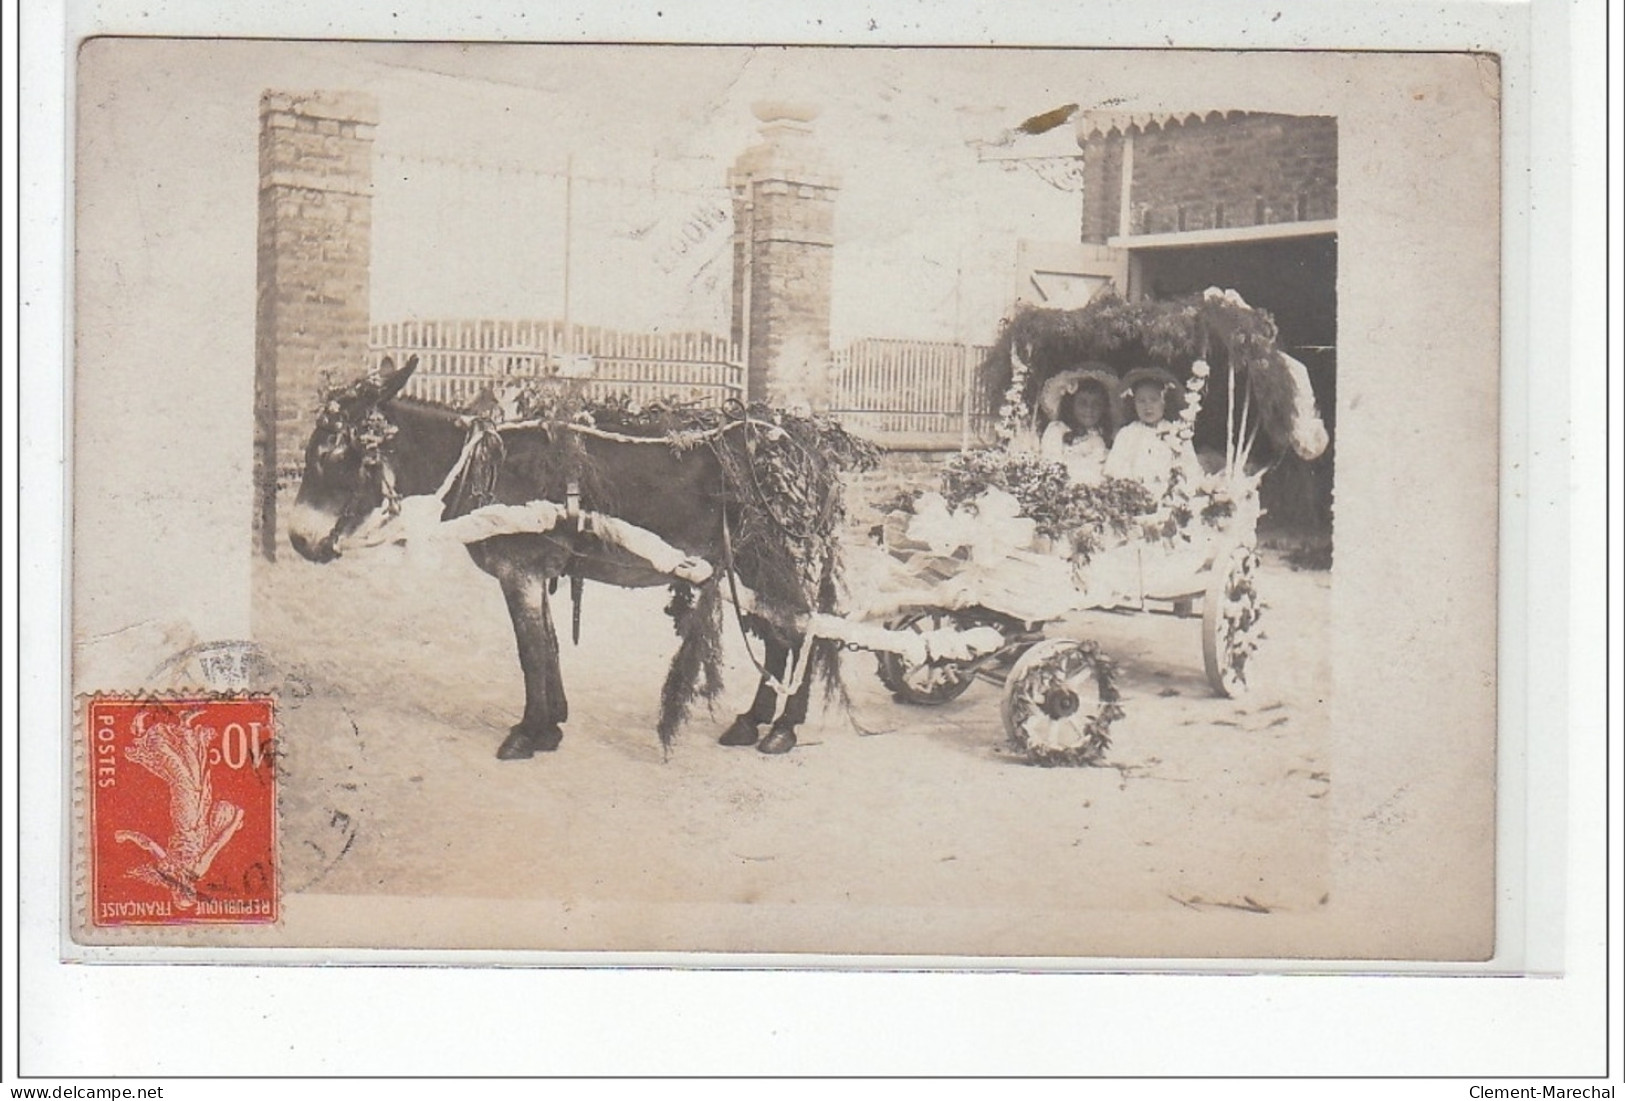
[326,290,1322,765]
[857,288,1327,766]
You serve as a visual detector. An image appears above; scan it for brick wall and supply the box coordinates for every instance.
[844,447,956,530]
[1080,113,1336,241]
[253,90,377,558]
[1078,131,1123,245]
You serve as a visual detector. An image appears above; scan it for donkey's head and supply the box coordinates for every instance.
[288,356,417,562]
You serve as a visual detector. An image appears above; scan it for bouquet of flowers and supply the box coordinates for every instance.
[937,449,1156,561]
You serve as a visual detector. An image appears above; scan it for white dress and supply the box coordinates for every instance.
[1102,421,1200,497]
[1039,422,1109,485]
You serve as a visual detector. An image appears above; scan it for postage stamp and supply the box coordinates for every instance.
[86,696,279,926]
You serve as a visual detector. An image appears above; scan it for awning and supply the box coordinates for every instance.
[1075,109,1254,142]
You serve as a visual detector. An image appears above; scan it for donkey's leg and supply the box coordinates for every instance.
[757,640,813,756]
[495,569,570,760]
[718,637,789,747]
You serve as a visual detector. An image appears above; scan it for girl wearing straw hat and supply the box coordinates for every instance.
[1037,364,1121,486]
[1104,366,1201,496]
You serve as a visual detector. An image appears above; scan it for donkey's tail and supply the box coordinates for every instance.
[656,579,725,750]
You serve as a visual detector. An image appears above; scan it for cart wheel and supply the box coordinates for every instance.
[1203,544,1264,698]
[999,639,1120,766]
[876,607,1006,706]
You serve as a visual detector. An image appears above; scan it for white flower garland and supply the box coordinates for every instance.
[995,347,1034,447]
[1146,357,1209,527]
[1167,357,1209,449]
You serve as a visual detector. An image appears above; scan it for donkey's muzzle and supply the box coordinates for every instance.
[288,501,345,563]
[289,528,340,563]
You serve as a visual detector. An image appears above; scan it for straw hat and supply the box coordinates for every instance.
[1120,365,1180,396]
[1037,363,1123,426]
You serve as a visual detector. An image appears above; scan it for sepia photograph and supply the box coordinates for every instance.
[67,40,1499,962]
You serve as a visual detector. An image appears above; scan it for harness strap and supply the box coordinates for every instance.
[719,507,814,712]
[377,461,401,517]
[565,479,582,530]
[570,572,584,646]
[720,513,776,688]
[562,477,585,643]
[433,421,498,503]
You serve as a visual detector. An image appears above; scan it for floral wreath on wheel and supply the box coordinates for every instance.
[1003,639,1123,767]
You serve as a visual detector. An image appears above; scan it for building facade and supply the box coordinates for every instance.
[1060,110,1338,535]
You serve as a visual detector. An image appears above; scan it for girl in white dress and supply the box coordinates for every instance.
[1073,366,1203,609]
[1040,382,1114,485]
[1103,366,1201,497]
[1035,366,1121,485]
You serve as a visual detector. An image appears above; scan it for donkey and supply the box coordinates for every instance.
[288,356,862,759]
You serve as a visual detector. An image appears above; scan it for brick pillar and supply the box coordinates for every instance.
[729,102,838,411]
[254,90,377,559]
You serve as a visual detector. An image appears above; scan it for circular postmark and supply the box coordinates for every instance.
[146,640,371,897]
[149,639,304,696]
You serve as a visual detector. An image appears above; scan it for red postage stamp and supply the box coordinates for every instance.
[87,696,278,926]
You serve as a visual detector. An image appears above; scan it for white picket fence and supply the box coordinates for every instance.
[369,319,744,409]
[370,320,994,448]
[830,337,995,446]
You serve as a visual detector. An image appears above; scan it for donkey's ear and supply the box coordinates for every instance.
[378,355,419,402]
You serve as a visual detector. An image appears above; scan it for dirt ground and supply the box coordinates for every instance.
[252,533,1330,957]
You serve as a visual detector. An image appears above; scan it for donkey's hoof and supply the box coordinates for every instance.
[496,729,537,760]
[496,724,563,760]
[757,725,797,755]
[718,716,760,747]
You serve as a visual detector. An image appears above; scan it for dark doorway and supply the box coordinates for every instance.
[1136,234,1337,557]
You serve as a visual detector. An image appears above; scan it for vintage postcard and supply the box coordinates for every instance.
[67,40,1500,961]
